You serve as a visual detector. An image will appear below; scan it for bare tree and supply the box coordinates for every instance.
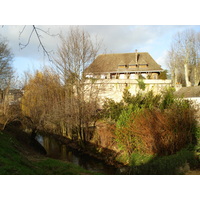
[0,36,14,129]
[167,29,200,87]
[53,26,102,144]
[54,26,101,85]
[166,47,178,86]
[0,36,14,90]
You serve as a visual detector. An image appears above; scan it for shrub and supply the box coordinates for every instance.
[102,98,124,121]
[102,87,198,158]
[115,104,143,154]
[137,79,146,91]
[141,90,161,109]
[102,89,162,122]
[129,148,198,175]
[115,100,197,156]
[130,152,155,166]
[160,87,175,110]
[158,70,168,80]
[92,121,116,149]
[116,104,196,155]
[123,89,161,109]
[194,127,200,152]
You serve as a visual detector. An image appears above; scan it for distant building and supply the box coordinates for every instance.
[0,89,23,105]
[84,51,164,80]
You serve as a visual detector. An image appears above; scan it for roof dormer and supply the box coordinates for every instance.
[118,60,127,69]
[129,60,137,68]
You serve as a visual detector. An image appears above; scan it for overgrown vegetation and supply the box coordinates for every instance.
[158,70,168,80]
[101,87,200,173]
[137,79,146,91]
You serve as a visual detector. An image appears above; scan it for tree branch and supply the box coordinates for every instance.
[19,25,58,63]
[19,26,35,50]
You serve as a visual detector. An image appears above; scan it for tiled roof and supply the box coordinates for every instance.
[85,52,163,74]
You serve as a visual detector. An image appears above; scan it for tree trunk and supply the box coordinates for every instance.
[184,63,191,87]
[171,67,177,87]
[193,65,199,86]
[60,121,66,137]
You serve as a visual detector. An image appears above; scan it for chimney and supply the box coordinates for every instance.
[135,49,138,64]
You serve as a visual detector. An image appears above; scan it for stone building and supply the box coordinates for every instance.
[0,89,23,105]
[84,51,172,104]
[84,51,164,80]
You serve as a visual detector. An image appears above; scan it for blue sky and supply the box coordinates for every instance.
[1,25,200,78]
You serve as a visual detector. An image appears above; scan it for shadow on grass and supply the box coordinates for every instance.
[124,148,199,175]
[3,120,200,175]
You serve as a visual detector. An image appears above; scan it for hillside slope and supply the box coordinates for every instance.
[0,130,96,175]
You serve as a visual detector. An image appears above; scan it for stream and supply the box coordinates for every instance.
[35,133,118,175]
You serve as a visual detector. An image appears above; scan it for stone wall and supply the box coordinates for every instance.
[84,79,172,105]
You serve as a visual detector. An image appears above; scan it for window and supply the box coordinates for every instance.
[101,74,106,79]
[139,64,148,68]
[111,74,116,79]
[129,64,137,68]
[119,74,126,79]
[153,73,158,79]
[118,65,127,68]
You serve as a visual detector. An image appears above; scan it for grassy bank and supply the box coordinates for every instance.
[129,148,199,175]
[0,131,97,175]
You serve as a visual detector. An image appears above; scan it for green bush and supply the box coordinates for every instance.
[129,148,198,175]
[160,87,175,110]
[102,88,164,122]
[137,79,146,90]
[102,87,198,160]
[193,127,200,152]
[115,104,143,154]
[123,89,161,110]
[130,152,155,166]
[158,70,168,80]
[115,103,197,156]
[101,98,124,121]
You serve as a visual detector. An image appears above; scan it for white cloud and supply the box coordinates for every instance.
[1,25,198,58]
[0,25,60,59]
[156,51,169,70]
[82,25,162,53]
[1,25,200,75]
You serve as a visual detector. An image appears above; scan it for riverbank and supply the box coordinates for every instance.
[35,131,200,175]
[1,123,199,175]
[41,132,125,168]
[0,129,98,175]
